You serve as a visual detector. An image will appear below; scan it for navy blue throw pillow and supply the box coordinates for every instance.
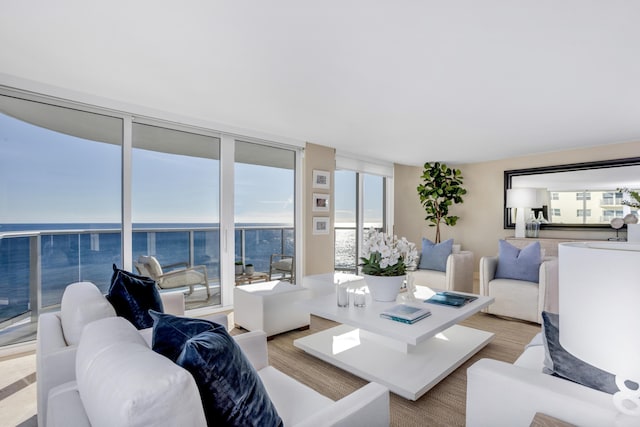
[541,311,623,394]
[150,311,283,427]
[106,264,163,330]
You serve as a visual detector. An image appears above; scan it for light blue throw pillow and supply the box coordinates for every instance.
[418,238,453,272]
[494,240,541,282]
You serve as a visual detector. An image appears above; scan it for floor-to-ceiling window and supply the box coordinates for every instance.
[234,141,295,278]
[132,123,221,308]
[334,160,390,273]
[334,170,357,272]
[0,88,301,347]
[363,174,385,230]
[0,94,122,335]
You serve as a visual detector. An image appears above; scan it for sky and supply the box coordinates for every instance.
[0,113,295,225]
[0,112,382,226]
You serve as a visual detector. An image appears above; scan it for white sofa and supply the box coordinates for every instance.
[479,256,558,324]
[466,334,627,426]
[46,316,390,427]
[36,282,227,427]
[409,249,474,293]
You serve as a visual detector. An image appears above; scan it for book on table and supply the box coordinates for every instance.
[380,304,431,324]
[424,291,477,308]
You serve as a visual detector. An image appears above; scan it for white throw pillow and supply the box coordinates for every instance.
[60,281,116,346]
[76,317,206,427]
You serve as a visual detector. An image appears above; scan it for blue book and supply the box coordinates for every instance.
[425,291,477,308]
[380,304,431,324]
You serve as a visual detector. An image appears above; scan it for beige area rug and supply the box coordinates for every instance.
[237,312,539,427]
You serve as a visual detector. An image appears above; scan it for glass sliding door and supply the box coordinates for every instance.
[363,174,384,230]
[132,123,221,308]
[234,141,295,279]
[334,170,357,272]
[334,171,386,274]
[0,94,122,332]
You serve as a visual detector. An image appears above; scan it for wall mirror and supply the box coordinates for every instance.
[504,157,640,229]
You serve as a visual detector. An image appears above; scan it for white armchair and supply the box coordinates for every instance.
[409,249,474,293]
[479,256,558,324]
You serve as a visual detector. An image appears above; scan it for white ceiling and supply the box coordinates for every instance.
[1,1,640,166]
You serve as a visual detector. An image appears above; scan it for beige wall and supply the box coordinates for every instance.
[303,142,336,275]
[394,140,640,271]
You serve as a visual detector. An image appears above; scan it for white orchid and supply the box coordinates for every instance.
[359,228,418,276]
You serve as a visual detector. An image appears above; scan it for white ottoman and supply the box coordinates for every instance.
[233,281,311,337]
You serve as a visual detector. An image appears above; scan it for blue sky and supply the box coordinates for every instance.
[0,113,295,225]
[0,112,382,227]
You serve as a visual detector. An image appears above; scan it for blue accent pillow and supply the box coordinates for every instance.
[494,240,541,282]
[106,264,163,330]
[418,238,453,272]
[541,311,621,394]
[150,311,283,427]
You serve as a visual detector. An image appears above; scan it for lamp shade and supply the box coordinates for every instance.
[506,188,538,208]
[559,242,640,414]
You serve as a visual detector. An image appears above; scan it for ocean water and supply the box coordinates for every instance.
[0,223,294,324]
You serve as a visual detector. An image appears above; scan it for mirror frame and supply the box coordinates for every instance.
[504,156,640,230]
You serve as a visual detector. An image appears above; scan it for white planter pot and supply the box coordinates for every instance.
[363,274,405,302]
[235,265,243,275]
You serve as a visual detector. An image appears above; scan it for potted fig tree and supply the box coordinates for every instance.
[417,162,467,243]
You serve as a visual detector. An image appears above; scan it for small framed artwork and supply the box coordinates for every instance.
[312,169,330,189]
[312,193,330,212]
[313,217,330,235]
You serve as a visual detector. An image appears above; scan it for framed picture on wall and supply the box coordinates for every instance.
[313,217,330,235]
[312,193,330,212]
[312,170,330,189]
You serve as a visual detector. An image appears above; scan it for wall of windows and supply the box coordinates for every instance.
[0,88,300,345]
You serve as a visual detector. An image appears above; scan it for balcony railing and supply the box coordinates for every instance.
[0,224,293,346]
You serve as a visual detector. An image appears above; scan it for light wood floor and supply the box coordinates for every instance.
[0,312,539,427]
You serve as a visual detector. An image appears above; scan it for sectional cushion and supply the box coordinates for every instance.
[106,264,163,330]
[150,311,283,427]
[76,317,206,427]
[418,238,453,272]
[60,281,116,346]
[541,311,620,394]
[495,240,541,283]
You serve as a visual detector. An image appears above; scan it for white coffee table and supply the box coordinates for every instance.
[294,285,494,400]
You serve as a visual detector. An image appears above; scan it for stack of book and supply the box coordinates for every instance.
[380,304,431,324]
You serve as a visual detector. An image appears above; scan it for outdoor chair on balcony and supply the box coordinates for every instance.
[268,254,294,283]
[135,255,210,300]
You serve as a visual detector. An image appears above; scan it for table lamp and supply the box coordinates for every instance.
[506,188,538,238]
[559,242,640,417]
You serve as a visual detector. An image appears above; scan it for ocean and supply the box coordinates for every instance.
[0,222,299,324]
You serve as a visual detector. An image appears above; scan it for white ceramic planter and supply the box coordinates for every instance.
[363,274,405,302]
